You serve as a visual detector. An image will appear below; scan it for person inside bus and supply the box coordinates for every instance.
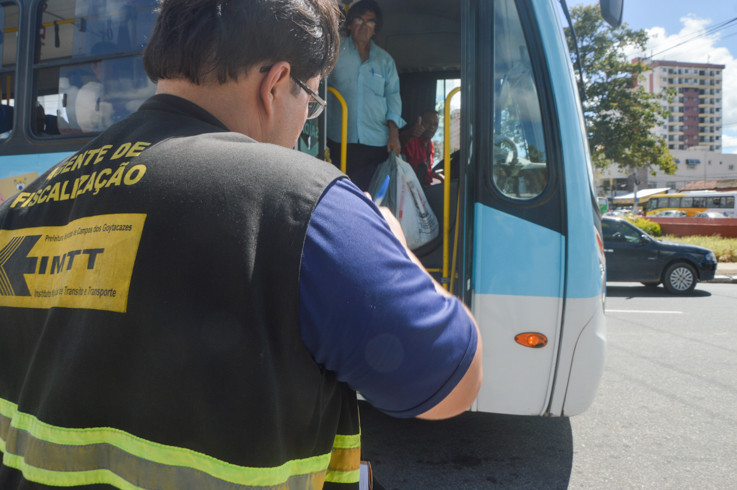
[326,0,406,191]
[0,103,13,137]
[58,42,128,133]
[0,1,482,488]
[76,42,121,132]
[32,102,59,136]
[400,110,441,187]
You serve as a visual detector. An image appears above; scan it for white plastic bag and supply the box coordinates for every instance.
[369,153,439,250]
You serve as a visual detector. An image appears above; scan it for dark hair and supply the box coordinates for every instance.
[344,0,383,36]
[143,0,342,84]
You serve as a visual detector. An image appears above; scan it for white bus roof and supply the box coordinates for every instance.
[612,188,671,204]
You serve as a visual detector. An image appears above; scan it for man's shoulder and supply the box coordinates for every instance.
[153,132,316,163]
[149,133,343,185]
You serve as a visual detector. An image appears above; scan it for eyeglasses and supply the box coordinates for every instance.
[353,16,377,27]
[260,65,326,120]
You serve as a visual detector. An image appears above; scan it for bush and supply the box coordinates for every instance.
[662,235,737,262]
[625,216,662,236]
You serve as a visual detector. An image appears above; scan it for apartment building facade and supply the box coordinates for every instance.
[636,59,725,152]
[597,59,736,196]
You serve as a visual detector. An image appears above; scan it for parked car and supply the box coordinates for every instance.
[604,209,632,217]
[601,217,717,294]
[653,209,687,217]
[693,211,728,218]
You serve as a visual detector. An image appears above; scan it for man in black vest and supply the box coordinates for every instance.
[0,1,482,488]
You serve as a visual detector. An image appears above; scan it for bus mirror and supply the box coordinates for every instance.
[600,0,623,27]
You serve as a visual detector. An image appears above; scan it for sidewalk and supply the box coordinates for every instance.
[711,262,737,283]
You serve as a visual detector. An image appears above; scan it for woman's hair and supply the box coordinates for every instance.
[343,0,383,36]
[143,0,342,84]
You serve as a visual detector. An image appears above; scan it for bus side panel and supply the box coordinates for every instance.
[471,204,564,415]
[535,0,606,415]
[0,153,71,177]
[0,153,72,203]
[556,297,606,415]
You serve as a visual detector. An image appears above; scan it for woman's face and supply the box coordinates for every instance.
[349,10,377,45]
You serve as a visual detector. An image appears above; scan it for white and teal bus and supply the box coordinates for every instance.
[0,0,619,417]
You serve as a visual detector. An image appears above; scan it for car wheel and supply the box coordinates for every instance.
[663,262,697,295]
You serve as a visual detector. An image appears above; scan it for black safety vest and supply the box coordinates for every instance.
[0,95,360,489]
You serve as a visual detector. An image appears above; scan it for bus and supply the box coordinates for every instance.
[610,187,671,215]
[646,191,737,217]
[0,0,618,417]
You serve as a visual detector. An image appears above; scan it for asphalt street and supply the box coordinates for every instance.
[361,280,737,489]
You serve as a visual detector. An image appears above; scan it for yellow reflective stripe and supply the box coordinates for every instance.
[0,398,330,488]
[324,468,361,484]
[332,432,361,449]
[1,455,140,490]
[324,432,361,484]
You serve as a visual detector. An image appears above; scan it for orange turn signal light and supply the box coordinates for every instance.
[515,332,548,348]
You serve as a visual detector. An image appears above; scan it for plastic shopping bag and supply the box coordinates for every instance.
[368,153,439,250]
[368,154,397,212]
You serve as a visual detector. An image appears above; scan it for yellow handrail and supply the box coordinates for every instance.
[450,191,461,293]
[442,87,461,290]
[326,87,348,174]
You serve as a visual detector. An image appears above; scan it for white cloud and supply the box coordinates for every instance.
[627,16,737,152]
[723,132,737,154]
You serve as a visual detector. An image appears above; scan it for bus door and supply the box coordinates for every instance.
[465,0,567,415]
[302,0,605,416]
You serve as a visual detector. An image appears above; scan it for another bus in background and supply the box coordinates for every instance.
[646,191,737,218]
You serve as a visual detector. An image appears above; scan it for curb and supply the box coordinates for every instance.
[707,275,737,284]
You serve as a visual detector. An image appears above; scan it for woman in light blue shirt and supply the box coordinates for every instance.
[327,0,405,191]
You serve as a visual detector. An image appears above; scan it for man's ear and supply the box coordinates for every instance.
[259,62,292,117]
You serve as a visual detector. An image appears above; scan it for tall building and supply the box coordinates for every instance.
[596,58,737,198]
[635,59,725,152]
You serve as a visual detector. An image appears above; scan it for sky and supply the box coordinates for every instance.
[576,0,737,154]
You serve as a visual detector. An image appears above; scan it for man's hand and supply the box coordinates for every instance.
[387,121,401,154]
[410,116,425,138]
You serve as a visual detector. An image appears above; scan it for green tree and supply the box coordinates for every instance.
[565,4,676,175]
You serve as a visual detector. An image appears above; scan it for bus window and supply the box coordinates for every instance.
[493,0,549,200]
[725,196,735,209]
[434,78,461,166]
[681,196,692,208]
[298,118,320,158]
[667,197,680,208]
[692,196,705,208]
[33,0,157,136]
[0,2,18,139]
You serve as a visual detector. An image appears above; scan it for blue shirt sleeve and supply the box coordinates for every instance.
[299,178,477,418]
